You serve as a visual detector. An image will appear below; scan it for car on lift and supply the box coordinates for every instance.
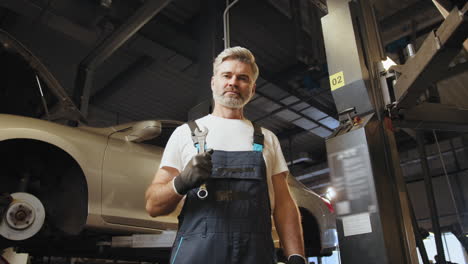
[0,29,337,260]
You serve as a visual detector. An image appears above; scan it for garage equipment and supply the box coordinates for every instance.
[322,1,468,263]
[111,231,177,248]
[322,0,418,263]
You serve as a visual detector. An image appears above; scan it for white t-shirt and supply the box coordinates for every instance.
[160,114,289,210]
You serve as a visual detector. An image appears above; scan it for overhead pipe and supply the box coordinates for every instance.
[223,0,240,49]
[290,0,306,63]
[74,0,173,118]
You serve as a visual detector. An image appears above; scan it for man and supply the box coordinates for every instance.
[145,46,306,264]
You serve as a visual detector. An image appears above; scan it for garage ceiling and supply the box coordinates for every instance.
[0,0,466,195]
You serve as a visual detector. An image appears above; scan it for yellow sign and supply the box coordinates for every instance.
[329,71,345,91]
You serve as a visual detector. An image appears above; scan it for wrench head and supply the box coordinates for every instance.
[193,127,208,136]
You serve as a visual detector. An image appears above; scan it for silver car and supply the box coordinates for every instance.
[0,29,337,259]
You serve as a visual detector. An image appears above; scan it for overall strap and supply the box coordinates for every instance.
[252,122,264,152]
[187,120,206,153]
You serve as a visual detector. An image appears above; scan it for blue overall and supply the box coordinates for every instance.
[169,121,276,264]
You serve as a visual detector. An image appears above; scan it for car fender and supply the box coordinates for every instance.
[0,114,108,220]
[288,174,337,253]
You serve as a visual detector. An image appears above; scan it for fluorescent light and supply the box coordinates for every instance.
[382,57,397,71]
[326,187,336,200]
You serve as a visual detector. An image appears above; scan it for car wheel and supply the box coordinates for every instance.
[0,140,87,242]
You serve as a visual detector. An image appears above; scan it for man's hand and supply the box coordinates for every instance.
[173,149,214,195]
[286,255,307,264]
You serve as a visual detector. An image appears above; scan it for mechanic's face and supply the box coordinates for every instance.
[211,59,256,109]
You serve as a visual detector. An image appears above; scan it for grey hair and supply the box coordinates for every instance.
[213,46,259,82]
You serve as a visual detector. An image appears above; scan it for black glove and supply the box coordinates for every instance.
[286,255,307,264]
[173,149,213,195]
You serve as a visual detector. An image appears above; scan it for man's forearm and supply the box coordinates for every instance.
[274,198,305,257]
[145,179,183,217]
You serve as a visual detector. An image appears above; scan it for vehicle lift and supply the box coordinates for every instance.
[322,0,467,263]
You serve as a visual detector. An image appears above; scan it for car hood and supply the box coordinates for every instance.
[0,28,85,123]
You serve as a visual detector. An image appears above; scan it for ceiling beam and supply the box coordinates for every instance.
[0,0,100,45]
[90,55,155,105]
[74,0,175,117]
[260,66,338,118]
[380,0,443,45]
[139,13,198,62]
[255,90,333,131]
[78,0,174,70]
[0,0,197,65]
[253,99,305,123]
[4,0,338,129]
[394,102,468,132]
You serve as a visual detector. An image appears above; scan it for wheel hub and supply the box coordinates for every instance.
[0,192,45,240]
[5,202,35,230]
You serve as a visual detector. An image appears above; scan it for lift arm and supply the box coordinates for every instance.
[393,3,467,109]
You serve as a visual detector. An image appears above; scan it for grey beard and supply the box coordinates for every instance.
[213,93,248,109]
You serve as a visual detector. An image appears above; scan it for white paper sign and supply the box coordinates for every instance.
[342,212,372,237]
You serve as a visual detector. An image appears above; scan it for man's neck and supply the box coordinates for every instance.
[211,104,245,120]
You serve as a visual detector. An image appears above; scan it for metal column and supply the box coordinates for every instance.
[188,0,225,120]
[196,0,224,103]
[415,132,447,264]
[322,0,418,263]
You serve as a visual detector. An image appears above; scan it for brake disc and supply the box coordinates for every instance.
[0,192,45,241]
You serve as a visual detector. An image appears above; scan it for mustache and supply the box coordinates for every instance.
[222,88,239,94]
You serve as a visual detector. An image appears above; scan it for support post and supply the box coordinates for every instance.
[189,0,225,119]
[322,0,419,263]
[408,192,431,264]
[415,131,447,264]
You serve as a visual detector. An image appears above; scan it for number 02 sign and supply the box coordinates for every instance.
[329,71,345,91]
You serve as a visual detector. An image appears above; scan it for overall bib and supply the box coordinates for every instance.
[169,121,276,264]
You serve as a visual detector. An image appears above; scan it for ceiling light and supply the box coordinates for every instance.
[100,0,112,8]
[325,187,336,200]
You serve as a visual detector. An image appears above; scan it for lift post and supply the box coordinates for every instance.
[321,0,419,263]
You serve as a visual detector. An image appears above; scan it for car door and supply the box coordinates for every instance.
[101,134,178,231]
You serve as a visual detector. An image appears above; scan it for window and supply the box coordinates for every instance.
[417,232,468,264]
